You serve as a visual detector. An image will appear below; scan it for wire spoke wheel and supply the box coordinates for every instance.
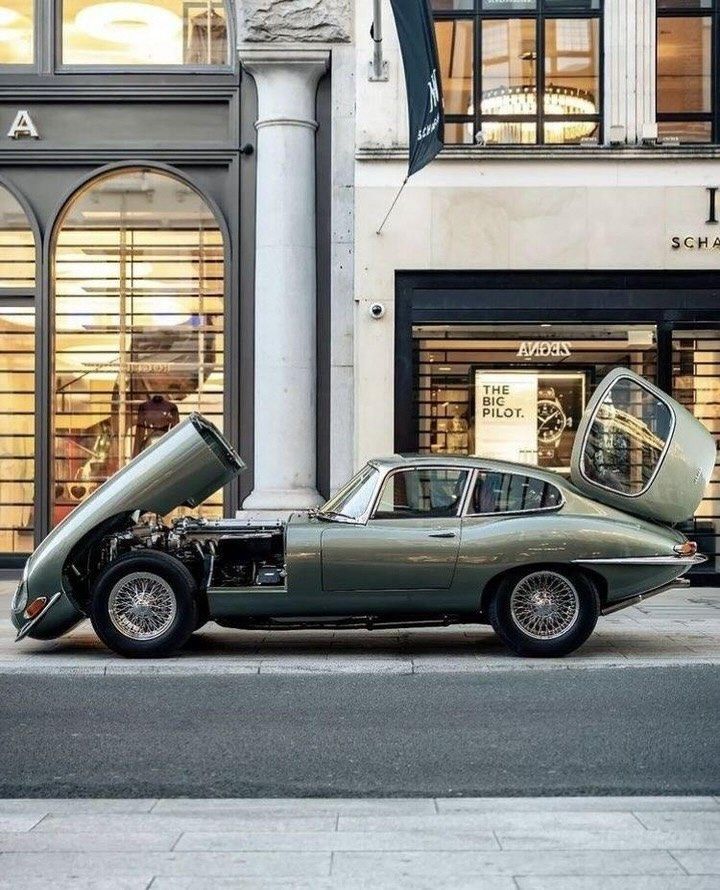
[509,571,580,641]
[108,571,177,641]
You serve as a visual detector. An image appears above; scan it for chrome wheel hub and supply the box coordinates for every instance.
[108,572,177,641]
[509,571,580,641]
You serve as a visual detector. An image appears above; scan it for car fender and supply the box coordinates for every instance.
[456,512,686,608]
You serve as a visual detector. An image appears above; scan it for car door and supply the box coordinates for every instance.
[321,465,470,594]
[570,368,716,524]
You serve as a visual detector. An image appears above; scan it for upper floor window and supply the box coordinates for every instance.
[657,2,714,143]
[0,0,34,64]
[61,0,230,66]
[432,0,602,146]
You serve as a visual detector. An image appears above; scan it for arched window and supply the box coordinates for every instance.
[52,167,225,525]
[0,183,36,554]
[62,0,230,66]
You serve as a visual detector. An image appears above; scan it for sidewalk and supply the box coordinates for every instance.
[1,796,719,888]
[1,581,719,675]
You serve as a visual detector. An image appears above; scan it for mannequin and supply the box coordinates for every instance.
[133,394,180,457]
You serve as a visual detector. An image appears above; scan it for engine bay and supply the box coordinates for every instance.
[101,516,287,589]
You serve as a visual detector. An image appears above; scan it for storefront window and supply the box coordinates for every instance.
[0,306,35,553]
[0,186,35,288]
[51,168,225,526]
[0,0,33,65]
[62,0,229,66]
[657,2,715,143]
[673,331,720,573]
[433,0,602,145]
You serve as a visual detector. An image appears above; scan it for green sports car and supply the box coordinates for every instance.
[11,368,716,659]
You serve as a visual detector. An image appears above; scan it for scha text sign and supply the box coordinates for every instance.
[517,341,572,358]
[671,187,720,250]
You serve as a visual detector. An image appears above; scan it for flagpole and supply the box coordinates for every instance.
[376,177,409,235]
[370,0,385,82]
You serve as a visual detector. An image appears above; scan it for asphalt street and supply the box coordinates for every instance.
[2,665,718,798]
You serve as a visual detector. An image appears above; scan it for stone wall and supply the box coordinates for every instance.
[238,0,352,43]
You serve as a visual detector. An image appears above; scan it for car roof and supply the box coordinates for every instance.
[368,454,574,490]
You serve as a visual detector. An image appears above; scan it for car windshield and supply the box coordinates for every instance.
[318,465,379,521]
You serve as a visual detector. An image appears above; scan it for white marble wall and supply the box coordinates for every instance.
[354,161,720,464]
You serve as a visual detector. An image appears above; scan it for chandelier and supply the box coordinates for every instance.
[480,84,597,144]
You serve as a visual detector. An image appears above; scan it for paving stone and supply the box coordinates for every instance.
[175,828,500,851]
[0,798,156,814]
[637,812,720,831]
[516,879,720,890]
[33,814,338,834]
[0,851,332,879]
[337,812,646,832]
[150,879,514,890]
[495,828,720,850]
[0,815,45,831]
[436,797,720,813]
[330,849,684,878]
[152,797,437,816]
[671,850,720,874]
[0,830,180,852]
[0,880,151,890]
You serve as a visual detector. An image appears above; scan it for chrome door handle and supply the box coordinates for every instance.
[428,532,457,538]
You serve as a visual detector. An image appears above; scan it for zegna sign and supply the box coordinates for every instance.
[671,187,720,250]
[517,341,572,358]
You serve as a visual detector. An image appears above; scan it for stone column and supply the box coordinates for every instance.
[241,48,329,511]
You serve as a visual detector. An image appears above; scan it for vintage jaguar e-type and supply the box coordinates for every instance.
[11,368,716,659]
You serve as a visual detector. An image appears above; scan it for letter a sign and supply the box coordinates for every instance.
[388,0,444,178]
[7,110,39,140]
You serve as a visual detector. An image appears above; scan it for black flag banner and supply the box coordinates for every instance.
[388,0,444,178]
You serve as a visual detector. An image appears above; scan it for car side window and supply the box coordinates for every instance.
[373,468,469,520]
[470,472,562,515]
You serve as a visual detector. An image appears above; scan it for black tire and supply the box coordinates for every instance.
[90,551,197,658]
[487,567,600,658]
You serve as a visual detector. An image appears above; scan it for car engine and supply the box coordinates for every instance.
[98,515,287,590]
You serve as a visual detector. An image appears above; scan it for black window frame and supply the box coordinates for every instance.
[466,469,564,516]
[656,2,718,144]
[432,0,604,147]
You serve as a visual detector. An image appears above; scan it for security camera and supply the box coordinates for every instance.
[369,302,386,320]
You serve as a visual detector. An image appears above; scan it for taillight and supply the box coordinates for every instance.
[674,541,698,557]
[23,597,47,620]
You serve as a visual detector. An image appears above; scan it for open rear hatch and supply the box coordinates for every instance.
[570,368,716,525]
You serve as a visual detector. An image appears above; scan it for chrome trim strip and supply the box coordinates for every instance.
[15,591,63,642]
[577,373,678,500]
[573,554,707,566]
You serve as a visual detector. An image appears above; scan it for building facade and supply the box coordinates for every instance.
[0,0,355,566]
[354,0,720,581]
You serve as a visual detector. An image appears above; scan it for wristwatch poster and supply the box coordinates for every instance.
[474,370,587,471]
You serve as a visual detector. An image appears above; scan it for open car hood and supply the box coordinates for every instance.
[570,368,716,524]
[25,415,244,592]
